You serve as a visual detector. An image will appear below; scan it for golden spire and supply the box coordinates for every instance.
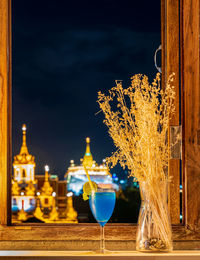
[20,124,29,155]
[13,124,35,165]
[83,137,94,168]
[45,165,49,182]
[41,165,53,196]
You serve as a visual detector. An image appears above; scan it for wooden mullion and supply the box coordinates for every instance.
[7,0,12,226]
[182,0,200,231]
[163,0,181,224]
[0,0,12,226]
[180,0,186,226]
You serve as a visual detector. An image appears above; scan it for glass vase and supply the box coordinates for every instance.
[136,180,173,252]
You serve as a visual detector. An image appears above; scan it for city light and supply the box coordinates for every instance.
[67,192,73,197]
[22,124,26,131]
[120,180,125,184]
[45,165,49,172]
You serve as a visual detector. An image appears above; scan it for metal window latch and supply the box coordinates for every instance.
[170,125,182,159]
[154,45,162,73]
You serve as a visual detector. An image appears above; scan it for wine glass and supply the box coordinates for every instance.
[89,187,116,253]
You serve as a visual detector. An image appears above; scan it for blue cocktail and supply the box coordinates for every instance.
[89,188,116,253]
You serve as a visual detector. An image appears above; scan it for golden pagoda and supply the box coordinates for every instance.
[37,165,77,223]
[38,165,55,215]
[65,137,114,196]
[13,124,36,184]
[12,124,37,218]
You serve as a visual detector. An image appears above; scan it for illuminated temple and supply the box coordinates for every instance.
[65,137,117,195]
[12,124,78,223]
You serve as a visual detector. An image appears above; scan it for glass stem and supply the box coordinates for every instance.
[100,225,105,253]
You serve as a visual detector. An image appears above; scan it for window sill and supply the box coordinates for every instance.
[0,250,200,259]
[0,224,200,251]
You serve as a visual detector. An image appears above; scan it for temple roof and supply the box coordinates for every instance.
[13,124,35,165]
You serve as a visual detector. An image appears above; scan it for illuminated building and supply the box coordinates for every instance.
[65,137,117,195]
[37,165,57,220]
[12,124,37,214]
[12,124,77,223]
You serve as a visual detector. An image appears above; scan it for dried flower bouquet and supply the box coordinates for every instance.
[97,73,175,251]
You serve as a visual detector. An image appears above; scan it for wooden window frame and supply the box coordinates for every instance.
[0,0,199,250]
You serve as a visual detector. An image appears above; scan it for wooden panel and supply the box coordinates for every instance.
[0,240,199,251]
[0,0,12,225]
[162,0,181,223]
[0,224,135,241]
[0,224,199,241]
[0,225,199,250]
[182,0,200,231]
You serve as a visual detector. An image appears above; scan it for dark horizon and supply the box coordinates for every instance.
[12,0,161,179]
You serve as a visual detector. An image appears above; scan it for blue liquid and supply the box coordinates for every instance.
[89,191,116,227]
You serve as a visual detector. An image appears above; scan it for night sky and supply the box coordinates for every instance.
[12,0,161,179]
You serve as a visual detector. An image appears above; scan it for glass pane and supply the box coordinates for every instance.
[12,0,161,224]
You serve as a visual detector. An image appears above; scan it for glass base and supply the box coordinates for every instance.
[136,248,173,253]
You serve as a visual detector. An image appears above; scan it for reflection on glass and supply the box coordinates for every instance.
[12,0,160,225]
